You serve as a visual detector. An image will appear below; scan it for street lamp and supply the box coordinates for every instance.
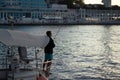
[8,16,14,30]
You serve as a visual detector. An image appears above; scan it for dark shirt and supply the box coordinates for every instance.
[44,37,55,54]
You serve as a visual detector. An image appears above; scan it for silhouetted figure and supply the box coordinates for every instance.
[43,31,55,73]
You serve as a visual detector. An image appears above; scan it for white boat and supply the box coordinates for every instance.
[0,29,50,80]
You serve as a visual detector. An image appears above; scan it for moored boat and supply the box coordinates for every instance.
[0,29,50,80]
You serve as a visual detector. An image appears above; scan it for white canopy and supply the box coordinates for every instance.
[0,29,49,48]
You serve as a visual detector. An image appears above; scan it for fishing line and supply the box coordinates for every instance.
[52,26,62,58]
[54,26,61,40]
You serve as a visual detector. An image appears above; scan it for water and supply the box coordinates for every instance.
[0,25,120,80]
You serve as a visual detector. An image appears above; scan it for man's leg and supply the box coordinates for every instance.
[43,60,47,71]
[46,60,52,72]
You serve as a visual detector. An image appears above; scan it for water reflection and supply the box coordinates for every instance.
[53,25,120,80]
[0,25,120,80]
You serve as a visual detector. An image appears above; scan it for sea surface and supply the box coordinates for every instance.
[0,25,120,80]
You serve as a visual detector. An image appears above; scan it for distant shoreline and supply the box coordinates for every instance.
[0,23,120,26]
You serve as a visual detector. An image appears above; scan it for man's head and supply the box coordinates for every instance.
[46,31,52,37]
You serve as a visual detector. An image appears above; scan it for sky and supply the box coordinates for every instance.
[84,0,120,6]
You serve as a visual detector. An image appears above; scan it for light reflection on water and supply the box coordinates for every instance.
[0,25,120,80]
[51,25,120,80]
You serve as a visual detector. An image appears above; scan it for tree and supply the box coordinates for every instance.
[73,0,85,8]
[58,0,85,9]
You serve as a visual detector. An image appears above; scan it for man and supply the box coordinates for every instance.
[43,31,55,73]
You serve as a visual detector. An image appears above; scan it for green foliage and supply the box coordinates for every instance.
[58,0,85,9]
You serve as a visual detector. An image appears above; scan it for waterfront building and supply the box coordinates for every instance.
[0,0,47,8]
[0,0,119,25]
[0,0,47,23]
[85,9,120,24]
[0,0,68,24]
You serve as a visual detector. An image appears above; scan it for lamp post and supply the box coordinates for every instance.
[8,16,14,30]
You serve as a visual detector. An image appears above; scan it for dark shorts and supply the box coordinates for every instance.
[45,53,53,61]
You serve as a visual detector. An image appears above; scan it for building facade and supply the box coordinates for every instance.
[0,0,47,8]
[0,0,48,21]
[0,0,119,24]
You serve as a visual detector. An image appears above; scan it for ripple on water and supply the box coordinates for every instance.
[1,25,120,80]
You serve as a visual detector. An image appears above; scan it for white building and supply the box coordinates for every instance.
[102,0,111,7]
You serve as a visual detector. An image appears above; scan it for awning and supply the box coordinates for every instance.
[0,29,49,48]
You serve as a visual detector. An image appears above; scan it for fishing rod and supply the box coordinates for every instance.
[53,26,61,40]
[52,26,62,58]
